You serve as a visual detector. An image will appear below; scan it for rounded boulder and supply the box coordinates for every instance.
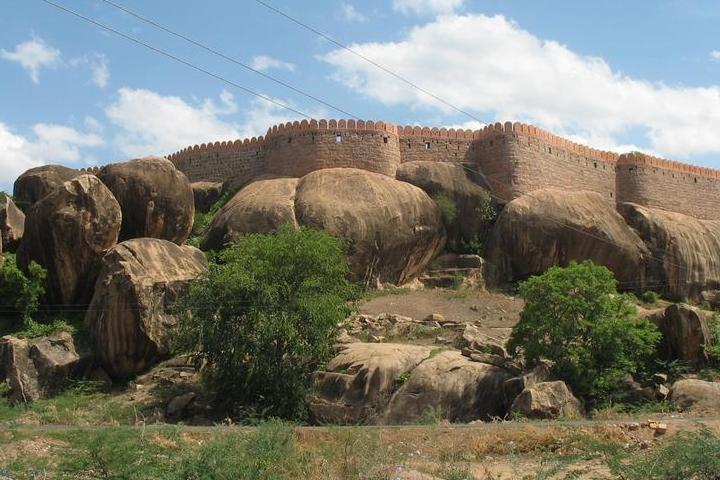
[98,157,194,245]
[13,164,79,210]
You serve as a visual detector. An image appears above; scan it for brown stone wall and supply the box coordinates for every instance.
[398,126,474,163]
[617,153,720,221]
[264,119,401,178]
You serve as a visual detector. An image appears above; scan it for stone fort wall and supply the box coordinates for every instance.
[166,119,720,221]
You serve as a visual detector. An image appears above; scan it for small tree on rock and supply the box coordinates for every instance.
[174,226,357,419]
[507,260,660,401]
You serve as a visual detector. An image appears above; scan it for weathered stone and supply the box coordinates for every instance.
[654,304,712,366]
[166,392,196,419]
[17,175,122,305]
[396,161,493,246]
[201,178,298,250]
[502,364,553,407]
[98,157,194,245]
[309,343,434,424]
[511,381,581,419]
[86,238,208,379]
[701,290,720,309]
[383,350,512,424]
[459,324,507,357]
[0,332,87,403]
[618,203,720,302]
[13,164,79,209]
[670,379,720,413]
[191,181,224,213]
[427,253,484,270]
[0,194,24,251]
[489,189,649,287]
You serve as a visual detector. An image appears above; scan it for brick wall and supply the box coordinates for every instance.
[398,126,474,163]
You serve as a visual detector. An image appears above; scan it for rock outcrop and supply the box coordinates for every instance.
[489,189,649,287]
[670,379,720,413]
[0,194,25,252]
[17,175,122,305]
[618,203,720,302]
[201,178,298,251]
[98,157,194,245]
[204,169,445,285]
[86,239,207,379]
[383,350,511,424]
[653,304,713,367]
[510,380,581,419]
[0,332,88,403]
[396,161,493,246]
[191,181,224,213]
[310,343,433,424]
[13,164,79,209]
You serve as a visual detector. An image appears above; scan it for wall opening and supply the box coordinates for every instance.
[335,133,342,143]
[425,142,431,150]
[383,136,388,144]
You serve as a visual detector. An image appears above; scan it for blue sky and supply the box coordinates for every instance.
[1,0,719,191]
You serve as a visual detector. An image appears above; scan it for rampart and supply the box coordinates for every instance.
[166,119,720,221]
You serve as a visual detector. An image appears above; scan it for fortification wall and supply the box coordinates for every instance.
[472,122,619,203]
[264,119,401,178]
[616,152,720,220]
[398,126,474,163]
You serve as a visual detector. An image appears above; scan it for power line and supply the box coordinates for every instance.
[254,0,486,125]
[97,0,360,120]
[39,0,313,119]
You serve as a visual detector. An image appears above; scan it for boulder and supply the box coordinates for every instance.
[0,194,25,251]
[12,164,79,209]
[458,324,507,357]
[98,157,194,245]
[191,181,224,213]
[654,304,712,366]
[201,178,298,250]
[396,161,493,246]
[17,175,122,305]
[86,238,208,379]
[295,168,445,285]
[502,363,553,407]
[489,189,649,287]
[0,332,88,403]
[383,350,512,424]
[618,203,720,302]
[309,342,434,424]
[204,169,446,285]
[510,380,581,419]
[669,379,720,413]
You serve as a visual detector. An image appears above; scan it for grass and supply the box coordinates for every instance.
[361,286,413,300]
[590,400,677,420]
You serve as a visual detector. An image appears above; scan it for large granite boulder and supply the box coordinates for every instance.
[669,379,720,413]
[310,342,433,424]
[0,194,25,252]
[488,189,649,287]
[396,161,493,247]
[12,164,79,210]
[201,178,298,251]
[17,175,122,305]
[98,157,194,245]
[86,238,207,379]
[192,181,224,213]
[653,304,713,367]
[203,169,446,285]
[383,350,511,424]
[510,380,582,419]
[0,332,88,403]
[618,203,720,302]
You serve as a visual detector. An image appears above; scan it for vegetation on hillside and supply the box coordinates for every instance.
[174,226,358,419]
[187,190,234,248]
[508,260,661,401]
[0,253,47,330]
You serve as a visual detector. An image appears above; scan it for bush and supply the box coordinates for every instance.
[0,253,47,328]
[705,314,720,364]
[639,290,659,304]
[433,193,457,227]
[174,226,357,419]
[507,261,661,401]
[187,189,234,248]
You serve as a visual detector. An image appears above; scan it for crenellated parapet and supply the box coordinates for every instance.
[618,151,720,180]
[265,118,399,138]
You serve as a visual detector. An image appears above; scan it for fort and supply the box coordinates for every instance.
[165,119,720,221]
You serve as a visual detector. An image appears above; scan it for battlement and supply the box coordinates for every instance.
[618,151,720,180]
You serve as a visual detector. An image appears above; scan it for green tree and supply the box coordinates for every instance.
[433,193,457,227]
[507,261,660,401]
[0,253,47,329]
[174,226,357,419]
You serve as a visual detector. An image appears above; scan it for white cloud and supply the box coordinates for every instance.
[322,14,720,159]
[711,50,720,61]
[0,121,103,188]
[105,88,325,157]
[250,55,296,73]
[392,0,464,15]
[70,54,110,88]
[341,3,368,22]
[1,36,60,84]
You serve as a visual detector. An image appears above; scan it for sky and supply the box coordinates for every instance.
[1,0,720,191]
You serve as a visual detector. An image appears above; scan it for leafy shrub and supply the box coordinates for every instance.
[507,261,661,401]
[433,193,457,227]
[0,253,47,328]
[187,189,234,248]
[175,226,357,419]
[705,314,720,364]
[639,290,659,304]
